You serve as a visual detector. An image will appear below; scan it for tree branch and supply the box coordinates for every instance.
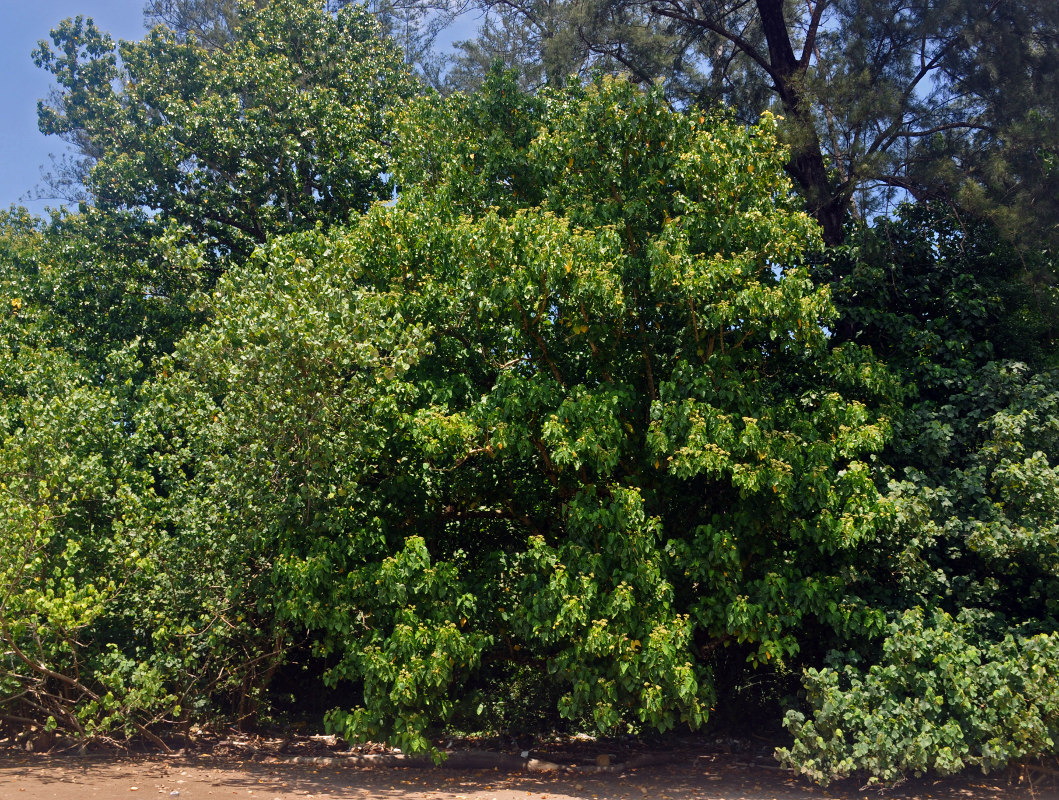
[648,1,778,83]
[798,0,830,69]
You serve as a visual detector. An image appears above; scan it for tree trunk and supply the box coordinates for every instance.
[755,0,846,245]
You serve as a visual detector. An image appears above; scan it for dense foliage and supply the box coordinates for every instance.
[778,202,1059,784]
[34,0,414,258]
[779,608,1059,784]
[2,0,1057,788]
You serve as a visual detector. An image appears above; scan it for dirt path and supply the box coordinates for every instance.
[0,750,1042,800]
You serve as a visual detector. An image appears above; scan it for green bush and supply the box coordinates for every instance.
[779,608,1059,785]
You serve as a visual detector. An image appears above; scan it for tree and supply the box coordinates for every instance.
[144,0,463,87]
[824,203,1059,632]
[0,210,260,744]
[448,0,1059,250]
[2,1,419,741]
[147,72,893,753]
[35,0,415,259]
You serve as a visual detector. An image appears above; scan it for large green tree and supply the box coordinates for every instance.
[145,73,894,754]
[35,0,415,259]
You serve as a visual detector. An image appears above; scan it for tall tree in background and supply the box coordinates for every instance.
[144,0,464,86]
[35,0,415,259]
[448,0,1059,249]
[939,1,1059,252]
[37,0,1059,248]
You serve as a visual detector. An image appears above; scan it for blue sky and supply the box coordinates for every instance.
[1,2,147,215]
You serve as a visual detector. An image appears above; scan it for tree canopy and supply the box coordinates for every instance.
[35,0,415,258]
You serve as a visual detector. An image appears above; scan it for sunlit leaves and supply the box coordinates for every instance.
[199,75,892,747]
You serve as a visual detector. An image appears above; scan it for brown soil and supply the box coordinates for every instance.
[0,737,1049,800]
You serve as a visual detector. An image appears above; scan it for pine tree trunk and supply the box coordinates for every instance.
[755,0,846,245]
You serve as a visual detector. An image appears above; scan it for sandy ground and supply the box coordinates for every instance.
[0,749,1047,800]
